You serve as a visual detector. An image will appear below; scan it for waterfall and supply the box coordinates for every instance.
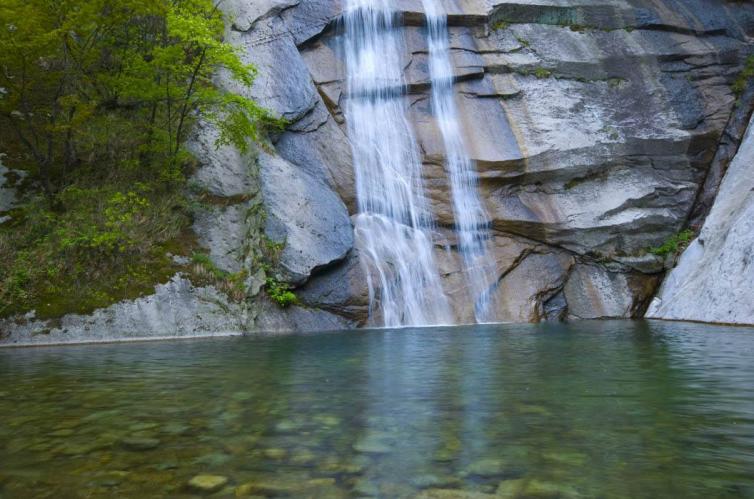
[343,0,452,327]
[422,0,496,322]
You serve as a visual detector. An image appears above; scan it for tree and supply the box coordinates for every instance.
[0,0,279,199]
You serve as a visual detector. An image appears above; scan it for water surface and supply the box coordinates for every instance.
[1,320,754,497]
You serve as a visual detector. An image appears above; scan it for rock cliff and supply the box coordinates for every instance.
[646,112,754,325]
[242,0,754,327]
[2,0,753,343]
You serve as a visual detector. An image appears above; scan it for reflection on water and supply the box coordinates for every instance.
[1,320,753,498]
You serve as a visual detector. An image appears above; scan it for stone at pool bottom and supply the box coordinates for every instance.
[463,458,512,477]
[352,431,394,454]
[235,477,340,496]
[496,478,580,498]
[187,474,228,493]
[120,436,160,451]
[416,489,498,498]
[411,474,462,488]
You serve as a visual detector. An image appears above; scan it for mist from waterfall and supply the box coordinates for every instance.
[343,0,452,327]
[423,0,496,322]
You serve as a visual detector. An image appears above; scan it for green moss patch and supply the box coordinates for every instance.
[648,229,695,258]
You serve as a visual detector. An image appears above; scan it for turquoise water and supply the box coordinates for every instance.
[1,320,753,498]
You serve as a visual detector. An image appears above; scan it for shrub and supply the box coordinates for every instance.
[265,277,297,308]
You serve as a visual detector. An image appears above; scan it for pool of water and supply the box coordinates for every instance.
[1,320,754,498]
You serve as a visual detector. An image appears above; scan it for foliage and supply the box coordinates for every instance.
[0,0,278,317]
[189,252,247,302]
[607,78,625,88]
[0,181,190,318]
[649,229,695,257]
[515,67,552,79]
[0,0,280,197]
[265,277,297,308]
[732,55,754,97]
[515,36,530,48]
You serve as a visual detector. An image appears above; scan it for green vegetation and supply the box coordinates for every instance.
[189,253,247,302]
[732,55,754,97]
[265,277,297,308]
[515,67,552,79]
[0,0,280,318]
[607,78,625,88]
[515,36,530,48]
[564,177,584,190]
[491,20,509,31]
[258,236,297,308]
[648,229,695,257]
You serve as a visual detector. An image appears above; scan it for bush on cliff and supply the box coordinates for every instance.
[0,0,278,318]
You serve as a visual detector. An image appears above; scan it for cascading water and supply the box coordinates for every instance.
[343,0,452,327]
[422,0,497,323]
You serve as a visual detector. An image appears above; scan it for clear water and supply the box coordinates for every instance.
[423,1,497,323]
[343,0,451,327]
[1,321,754,498]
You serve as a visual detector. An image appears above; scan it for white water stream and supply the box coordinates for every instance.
[343,0,452,327]
[422,0,496,322]
[343,0,494,326]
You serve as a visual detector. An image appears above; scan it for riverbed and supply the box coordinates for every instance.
[1,320,753,497]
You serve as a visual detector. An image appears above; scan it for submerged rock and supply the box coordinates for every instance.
[496,478,526,498]
[120,437,160,451]
[352,432,394,454]
[187,474,228,493]
[464,458,511,477]
[235,476,339,496]
[415,488,498,499]
[411,474,462,489]
[262,447,288,460]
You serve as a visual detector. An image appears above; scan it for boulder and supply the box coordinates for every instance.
[258,152,353,285]
[187,474,228,494]
[254,298,356,333]
[564,264,659,319]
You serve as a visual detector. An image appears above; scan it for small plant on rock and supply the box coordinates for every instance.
[265,277,297,308]
[732,55,754,96]
[648,229,695,257]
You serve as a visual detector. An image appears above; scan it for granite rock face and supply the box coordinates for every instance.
[646,114,754,325]
[258,151,353,286]
[288,0,754,325]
